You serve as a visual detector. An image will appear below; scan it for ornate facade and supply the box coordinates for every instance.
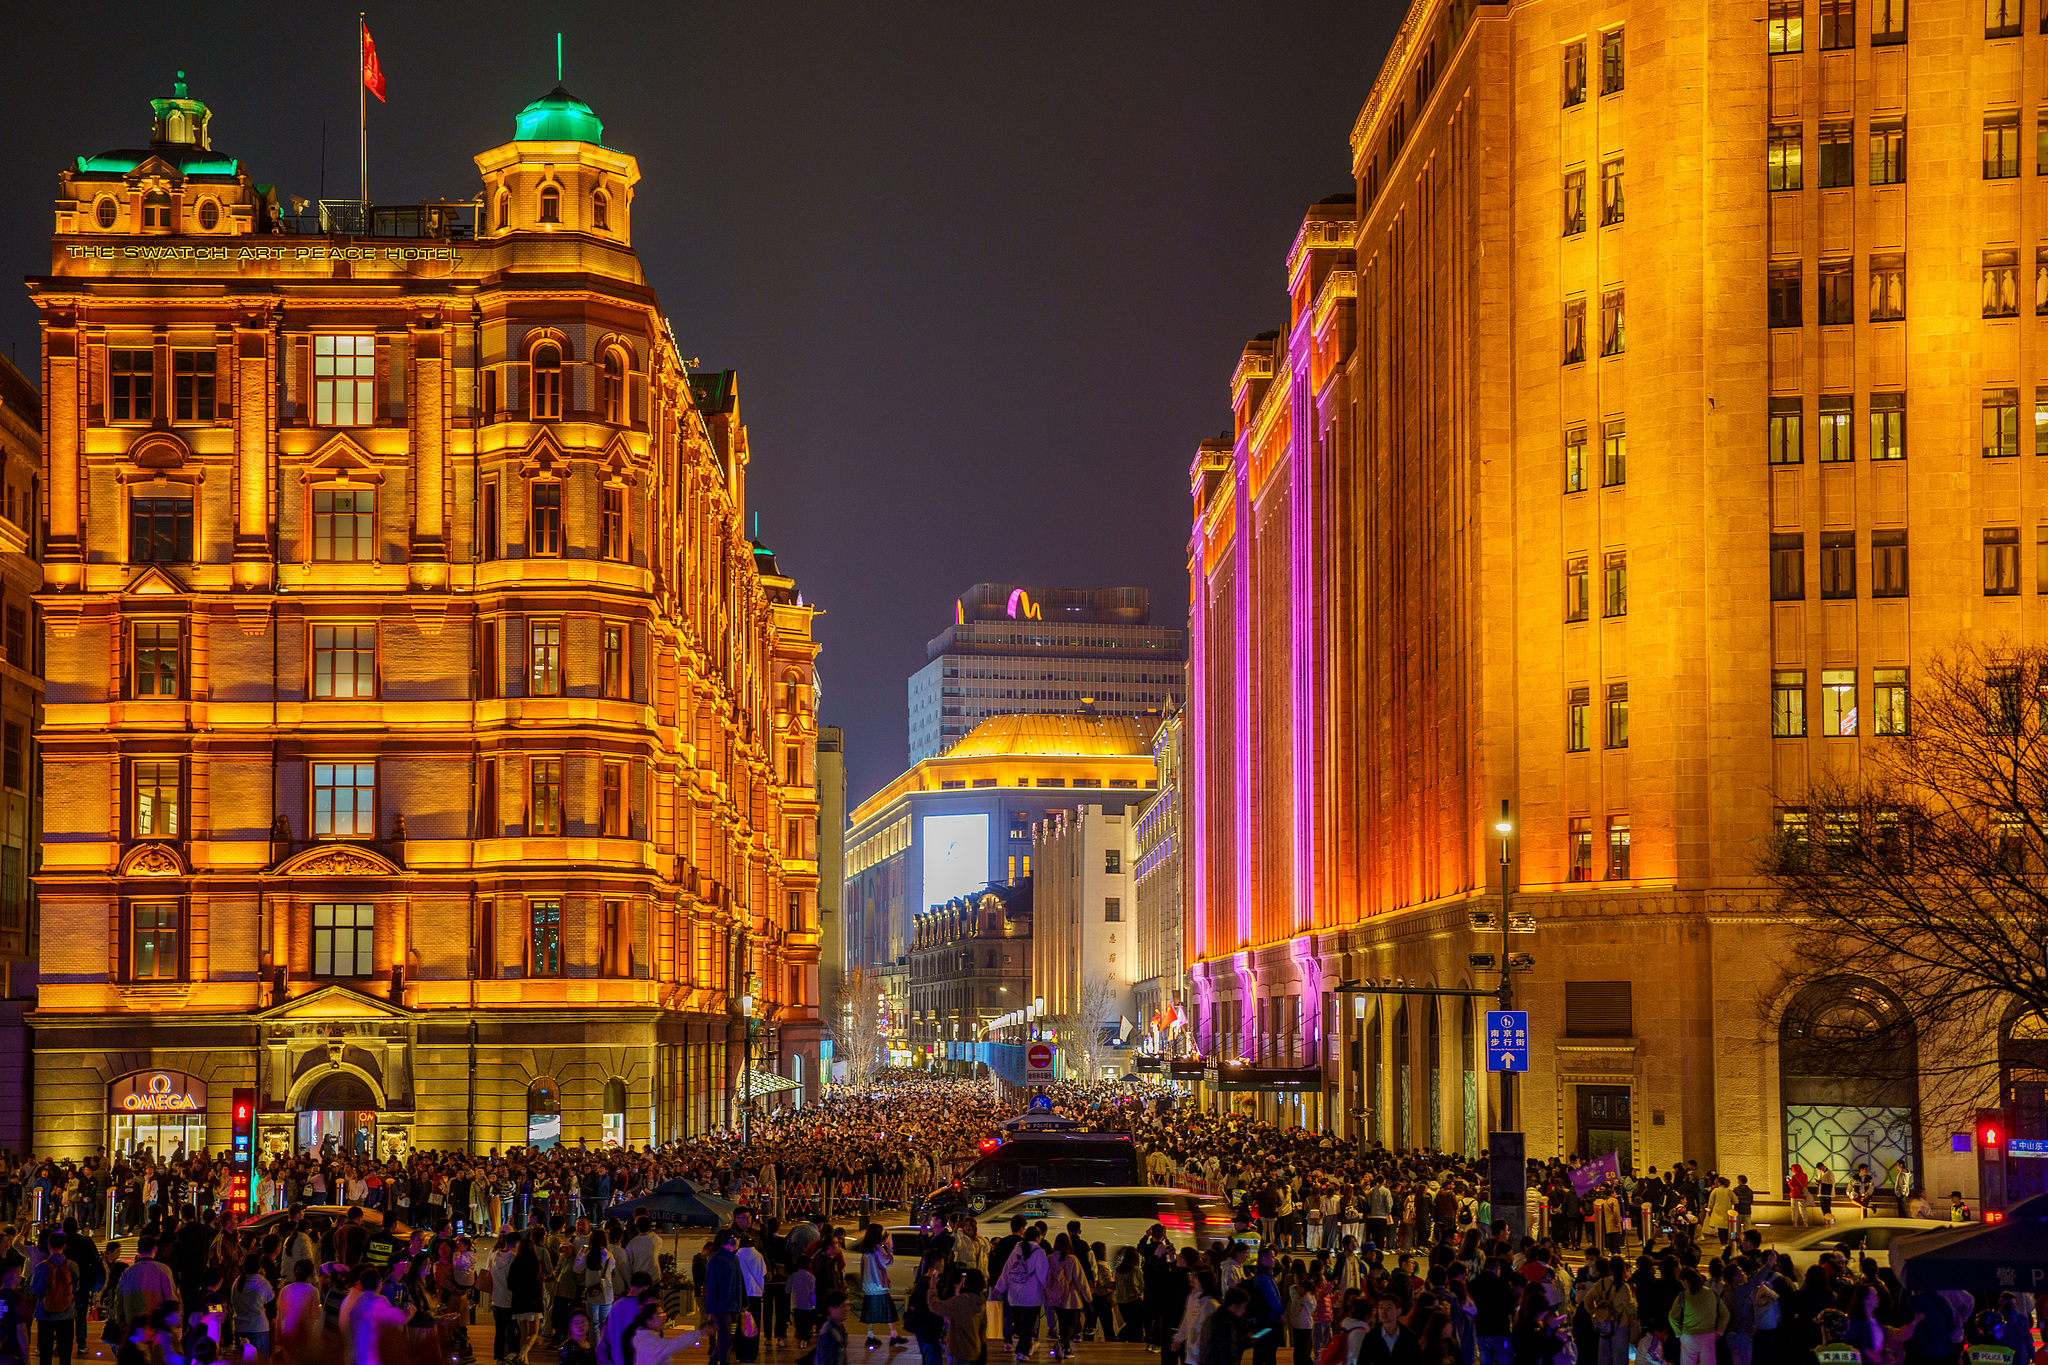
[906,881,1031,1074]
[28,78,820,1159]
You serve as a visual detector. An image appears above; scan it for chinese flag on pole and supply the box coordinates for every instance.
[362,22,387,102]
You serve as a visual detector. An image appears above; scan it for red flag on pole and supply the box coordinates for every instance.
[362,22,387,102]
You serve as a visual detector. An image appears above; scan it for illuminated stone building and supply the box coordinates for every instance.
[1187,0,2039,1195]
[27,77,821,1159]
[907,585,1184,761]
[906,880,1031,1074]
[0,354,46,1153]
[848,712,1156,1064]
[1029,804,1137,1078]
[1131,706,1184,1049]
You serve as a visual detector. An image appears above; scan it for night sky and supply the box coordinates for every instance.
[2,2,1395,806]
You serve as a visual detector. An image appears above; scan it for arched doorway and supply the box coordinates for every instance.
[1461,995,1478,1157]
[526,1077,561,1151]
[1779,978,1917,1184]
[1394,1003,1410,1147]
[1427,999,1443,1151]
[602,1078,628,1149]
[1366,1005,1382,1143]
[298,1071,380,1158]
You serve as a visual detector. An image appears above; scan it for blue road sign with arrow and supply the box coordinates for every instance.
[1486,1010,1529,1072]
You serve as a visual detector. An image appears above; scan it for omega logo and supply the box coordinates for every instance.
[120,1073,199,1112]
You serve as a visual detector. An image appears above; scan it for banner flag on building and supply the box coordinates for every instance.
[1568,1150,1621,1196]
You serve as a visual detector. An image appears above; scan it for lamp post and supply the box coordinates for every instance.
[1494,800,1514,1132]
[741,975,758,1147]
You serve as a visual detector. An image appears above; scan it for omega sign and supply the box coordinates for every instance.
[108,1070,206,1114]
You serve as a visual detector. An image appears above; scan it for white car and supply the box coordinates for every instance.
[971,1186,1236,1256]
[1766,1217,1948,1273]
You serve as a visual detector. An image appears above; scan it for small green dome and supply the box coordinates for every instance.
[514,86,604,144]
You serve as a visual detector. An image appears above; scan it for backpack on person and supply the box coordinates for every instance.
[40,1256,73,1316]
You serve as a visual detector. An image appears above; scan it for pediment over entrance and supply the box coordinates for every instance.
[258,983,410,1022]
[273,845,402,878]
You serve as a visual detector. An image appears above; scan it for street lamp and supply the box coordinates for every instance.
[1493,800,1514,1132]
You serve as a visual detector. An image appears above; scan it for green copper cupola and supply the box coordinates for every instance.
[513,86,605,145]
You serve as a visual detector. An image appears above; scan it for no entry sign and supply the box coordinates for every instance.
[1026,1042,1055,1080]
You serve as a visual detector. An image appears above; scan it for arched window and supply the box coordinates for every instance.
[1780,978,1917,1186]
[531,342,562,420]
[95,197,119,230]
[496,191,511,230]
[602,349,626,424]
[197,200,220,232]
[1367,1006,1383,1143]
[1394,1003,1410,1147]
[2002,1010,2048,1145]
[526,1076,561,1150]
[538,186,560,223]
[592,190,609,230]
[1461,995,1478,1157]
[1427,998,1442,1151]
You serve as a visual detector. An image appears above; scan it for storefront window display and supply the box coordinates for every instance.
[108,1070,209,1159]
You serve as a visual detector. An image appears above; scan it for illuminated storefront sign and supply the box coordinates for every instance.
[110,1070,206,1113]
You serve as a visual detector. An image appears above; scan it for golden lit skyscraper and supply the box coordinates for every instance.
[27,77,821,1159]
[1186,0,2040,1197]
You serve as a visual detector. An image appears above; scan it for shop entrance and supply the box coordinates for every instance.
[108,1070,209,1161]
[297,1073,380,1157]
[1576,1086,1632,1168]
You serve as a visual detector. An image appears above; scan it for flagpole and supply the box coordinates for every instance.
[358,13,368,210]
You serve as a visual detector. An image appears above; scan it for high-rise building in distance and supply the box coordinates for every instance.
[907,584,1184,761]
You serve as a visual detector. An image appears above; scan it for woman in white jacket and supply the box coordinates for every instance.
[1171,1269,1219,1365]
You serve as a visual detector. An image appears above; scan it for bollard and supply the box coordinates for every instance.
[106,1189,117,1243]
[30,1188,42,1228]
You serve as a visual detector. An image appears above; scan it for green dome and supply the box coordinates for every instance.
[514,86,605,144]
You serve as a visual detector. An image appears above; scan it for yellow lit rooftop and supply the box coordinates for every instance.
[848,711,1158,828]
[944,712,1155,759]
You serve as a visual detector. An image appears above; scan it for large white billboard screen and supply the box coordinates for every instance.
[922,813,990,908]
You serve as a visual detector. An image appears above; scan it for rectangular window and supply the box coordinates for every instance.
[311,624,376,699]
[1872,0,1905,42]
[1769,0,1805,50]
[132,904,179,981]
[313,335,375,426]
[1566,687,1590,752]
[1989,0,2022,36]
[1769,397,1804,464]
[110,350,154,423]
[603,899,625,976]
[312,903,374,979]
[1872,529,1908,597]
[1606,815,1632,879]
[1870,120,1906,183]
[1774,671,1808,737]
[311,762,376,838]
[130,497,193,563]
[1820,0,1856,45]
[134,760,180,838]
[1986,388,2021,457]
[1565,557,1590,622]
[1606,682,1629,748]
[1771,533,1806,600]
[1568,817,1594,882]
[600,486,626,561]
[1564,426,1589,491]
[479,621,498,702]
[1769,263,1803,329]
[133,621,181,698]
[1870,254,1905,320]
[1818,256,1854,325]
[530,900,562,976]
[478,901,496,978]
[1873,667,1909,734]
[481,482,499,562]
[1105,848,1122,874]
[1600,157,1625,225]
[171,350,215,423]
[2038,249,2048,315]
[1563,41,1587,106]
[1563,170,1586,235]
[1769,124,1804,190]
[530,482,562,556]
[1600,288,1626,355]
[312,487,376,562]
[1986,113,2021,178]
[480,759,498,839]
[1603,551,1628,617]
[1819,120,1854,186]
[531,758,563,835]
[1820,531,1855,598]
[601,623,625,699]
[1986,527,2021,594]
[1601,28,1624,93]
[4,608,23,673]
[1985,250,2021,317]
[1564,299,1587,364]
[1819,394,1854,461]
[601,762,624,837]
[1870,392,1905,460]
[530,620,561,696]
[1104,898,1122,922]
[1599,419,1626,486]
[1822,668,1858,735]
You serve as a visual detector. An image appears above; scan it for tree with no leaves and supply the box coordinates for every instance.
[1762,642,2048,1129]
[838,964,886,1090]
[1050,974,1126,1082]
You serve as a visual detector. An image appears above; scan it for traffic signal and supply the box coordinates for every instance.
[229,1087,255,1216]
[1976,1108,2011,1219]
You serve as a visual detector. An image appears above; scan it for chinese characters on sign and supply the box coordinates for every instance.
[1486,1010,1529,1073]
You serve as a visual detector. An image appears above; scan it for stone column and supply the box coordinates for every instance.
[232,320,273,589]
[409,316,447,588]
[42,318,81,587]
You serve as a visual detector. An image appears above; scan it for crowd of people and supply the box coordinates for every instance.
[0,1075,2029,1365]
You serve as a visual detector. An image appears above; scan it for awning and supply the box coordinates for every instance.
[1201,1064,1324,1093]
[738,1069,802,1100]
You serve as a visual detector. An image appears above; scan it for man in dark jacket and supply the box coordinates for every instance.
[1206,1288,1251,1365]
[706,1229,746,1365]
[1248,1252,1284,1365]
[1470,1259,1515,1365]
[1357,1295,1423,1365]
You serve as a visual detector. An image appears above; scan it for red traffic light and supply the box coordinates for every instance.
[235,1104,249,1120]
[1980,1122,2002,1148]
